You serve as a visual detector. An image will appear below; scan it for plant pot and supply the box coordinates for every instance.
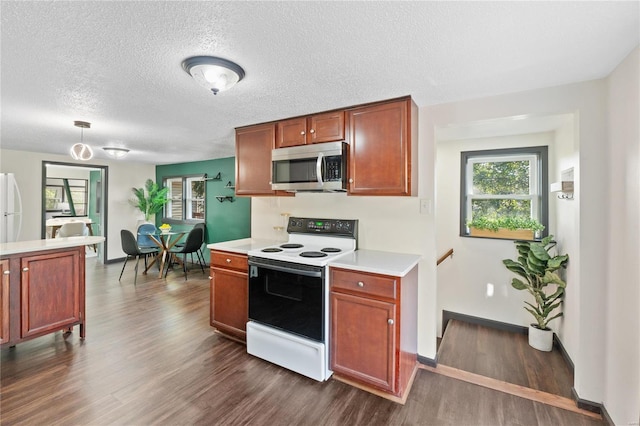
[528,324,553,352]
[470,227,534,240]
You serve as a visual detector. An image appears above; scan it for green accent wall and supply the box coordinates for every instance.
[155,157,250,245]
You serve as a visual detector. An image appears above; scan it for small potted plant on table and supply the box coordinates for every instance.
[502,235,569,351]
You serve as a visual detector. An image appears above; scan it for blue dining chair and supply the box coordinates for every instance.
[137,223,157,249]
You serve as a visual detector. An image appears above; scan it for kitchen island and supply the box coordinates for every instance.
[0,236,104,347]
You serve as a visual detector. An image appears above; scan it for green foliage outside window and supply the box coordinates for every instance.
[469,159,538,229]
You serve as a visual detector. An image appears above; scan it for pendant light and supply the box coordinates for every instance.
[182,56,245,95]
[70,121,93,161]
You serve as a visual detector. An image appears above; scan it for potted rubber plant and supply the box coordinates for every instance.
[502,235,569,351]
[130,179,169,222]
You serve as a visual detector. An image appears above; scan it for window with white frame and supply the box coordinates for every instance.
[460,146,548,238]
[163,176,206,221]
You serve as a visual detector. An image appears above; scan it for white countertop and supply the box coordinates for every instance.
[0,236,106,256]
[329,249,421,277]
[207,240,421,276]
[207,238,282,255]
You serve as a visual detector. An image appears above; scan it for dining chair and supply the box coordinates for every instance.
[173,223,206,267]
[56,222,88,237]
[165,227,205,280]
[119,229,159,285]
[137,223,158,249]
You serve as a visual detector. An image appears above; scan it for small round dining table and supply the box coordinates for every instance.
[139,230,186,278]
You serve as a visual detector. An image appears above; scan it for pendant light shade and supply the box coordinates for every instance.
[70,121,93,161]
[182,56,245,95]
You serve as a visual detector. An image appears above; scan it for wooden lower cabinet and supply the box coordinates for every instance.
[210,250,248,341]
[1,246,85,347]
[331,291,396,391]
[330,266,418,400]
[1,260,10,345]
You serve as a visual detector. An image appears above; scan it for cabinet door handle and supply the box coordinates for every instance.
[349,178,354,183]
[309,129,315,134]
[300,131,305,135]
[208,276,212,280]
[388,319,394,325]
[3,270,9,275]
[357,281,364,287]
[22,267,29,272]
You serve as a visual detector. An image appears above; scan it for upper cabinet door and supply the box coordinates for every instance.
[276,111,345,148]
[308,111,345,144]
[276,117,307,148]
[347,98,416,196]
[235,123,277,196]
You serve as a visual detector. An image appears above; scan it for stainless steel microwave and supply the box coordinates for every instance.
[271,141,348,192]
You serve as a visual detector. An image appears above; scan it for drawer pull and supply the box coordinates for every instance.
[357,281,364,287]
[388,319,394,325]
[3,270,9,275]
[226,259,231,263]
[22,267,29,272]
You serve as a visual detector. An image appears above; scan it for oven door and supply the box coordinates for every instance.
[248,257,324,342]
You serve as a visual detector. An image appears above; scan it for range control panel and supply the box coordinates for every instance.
[287,217,358,239]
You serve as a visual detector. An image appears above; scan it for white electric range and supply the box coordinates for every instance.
[246,217,358,381]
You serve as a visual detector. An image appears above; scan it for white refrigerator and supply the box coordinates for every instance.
[0,173,23,243]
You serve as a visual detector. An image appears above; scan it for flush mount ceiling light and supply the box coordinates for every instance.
[182,56,245,95]
[103,147,130,159]
[70,121,93,161]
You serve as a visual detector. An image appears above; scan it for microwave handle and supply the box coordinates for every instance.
[316,152,324,186]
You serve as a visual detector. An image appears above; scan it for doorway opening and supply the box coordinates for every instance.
[41,161,108,264]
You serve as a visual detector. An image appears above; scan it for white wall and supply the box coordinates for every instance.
[0,149,155,261]
[435,131,560,334]
[424,78,611,407]
[605,46,639,426]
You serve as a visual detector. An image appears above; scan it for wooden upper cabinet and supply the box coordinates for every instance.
[346,97,417,196]
[235,123,277,196]
[276,111,345,148]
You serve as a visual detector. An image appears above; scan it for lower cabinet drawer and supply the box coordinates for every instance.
[330,268,397,300]
[211,251,248,272]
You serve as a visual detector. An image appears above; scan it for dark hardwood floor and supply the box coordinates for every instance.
[437,319,574,399]
[1,258,603,425]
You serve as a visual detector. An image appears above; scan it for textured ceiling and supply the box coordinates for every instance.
[1,1,638,164]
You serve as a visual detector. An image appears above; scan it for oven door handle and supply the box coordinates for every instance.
[249,260,323,278]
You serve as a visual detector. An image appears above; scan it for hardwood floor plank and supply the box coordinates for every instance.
[437,319,574,399]
[1,259,604,425]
